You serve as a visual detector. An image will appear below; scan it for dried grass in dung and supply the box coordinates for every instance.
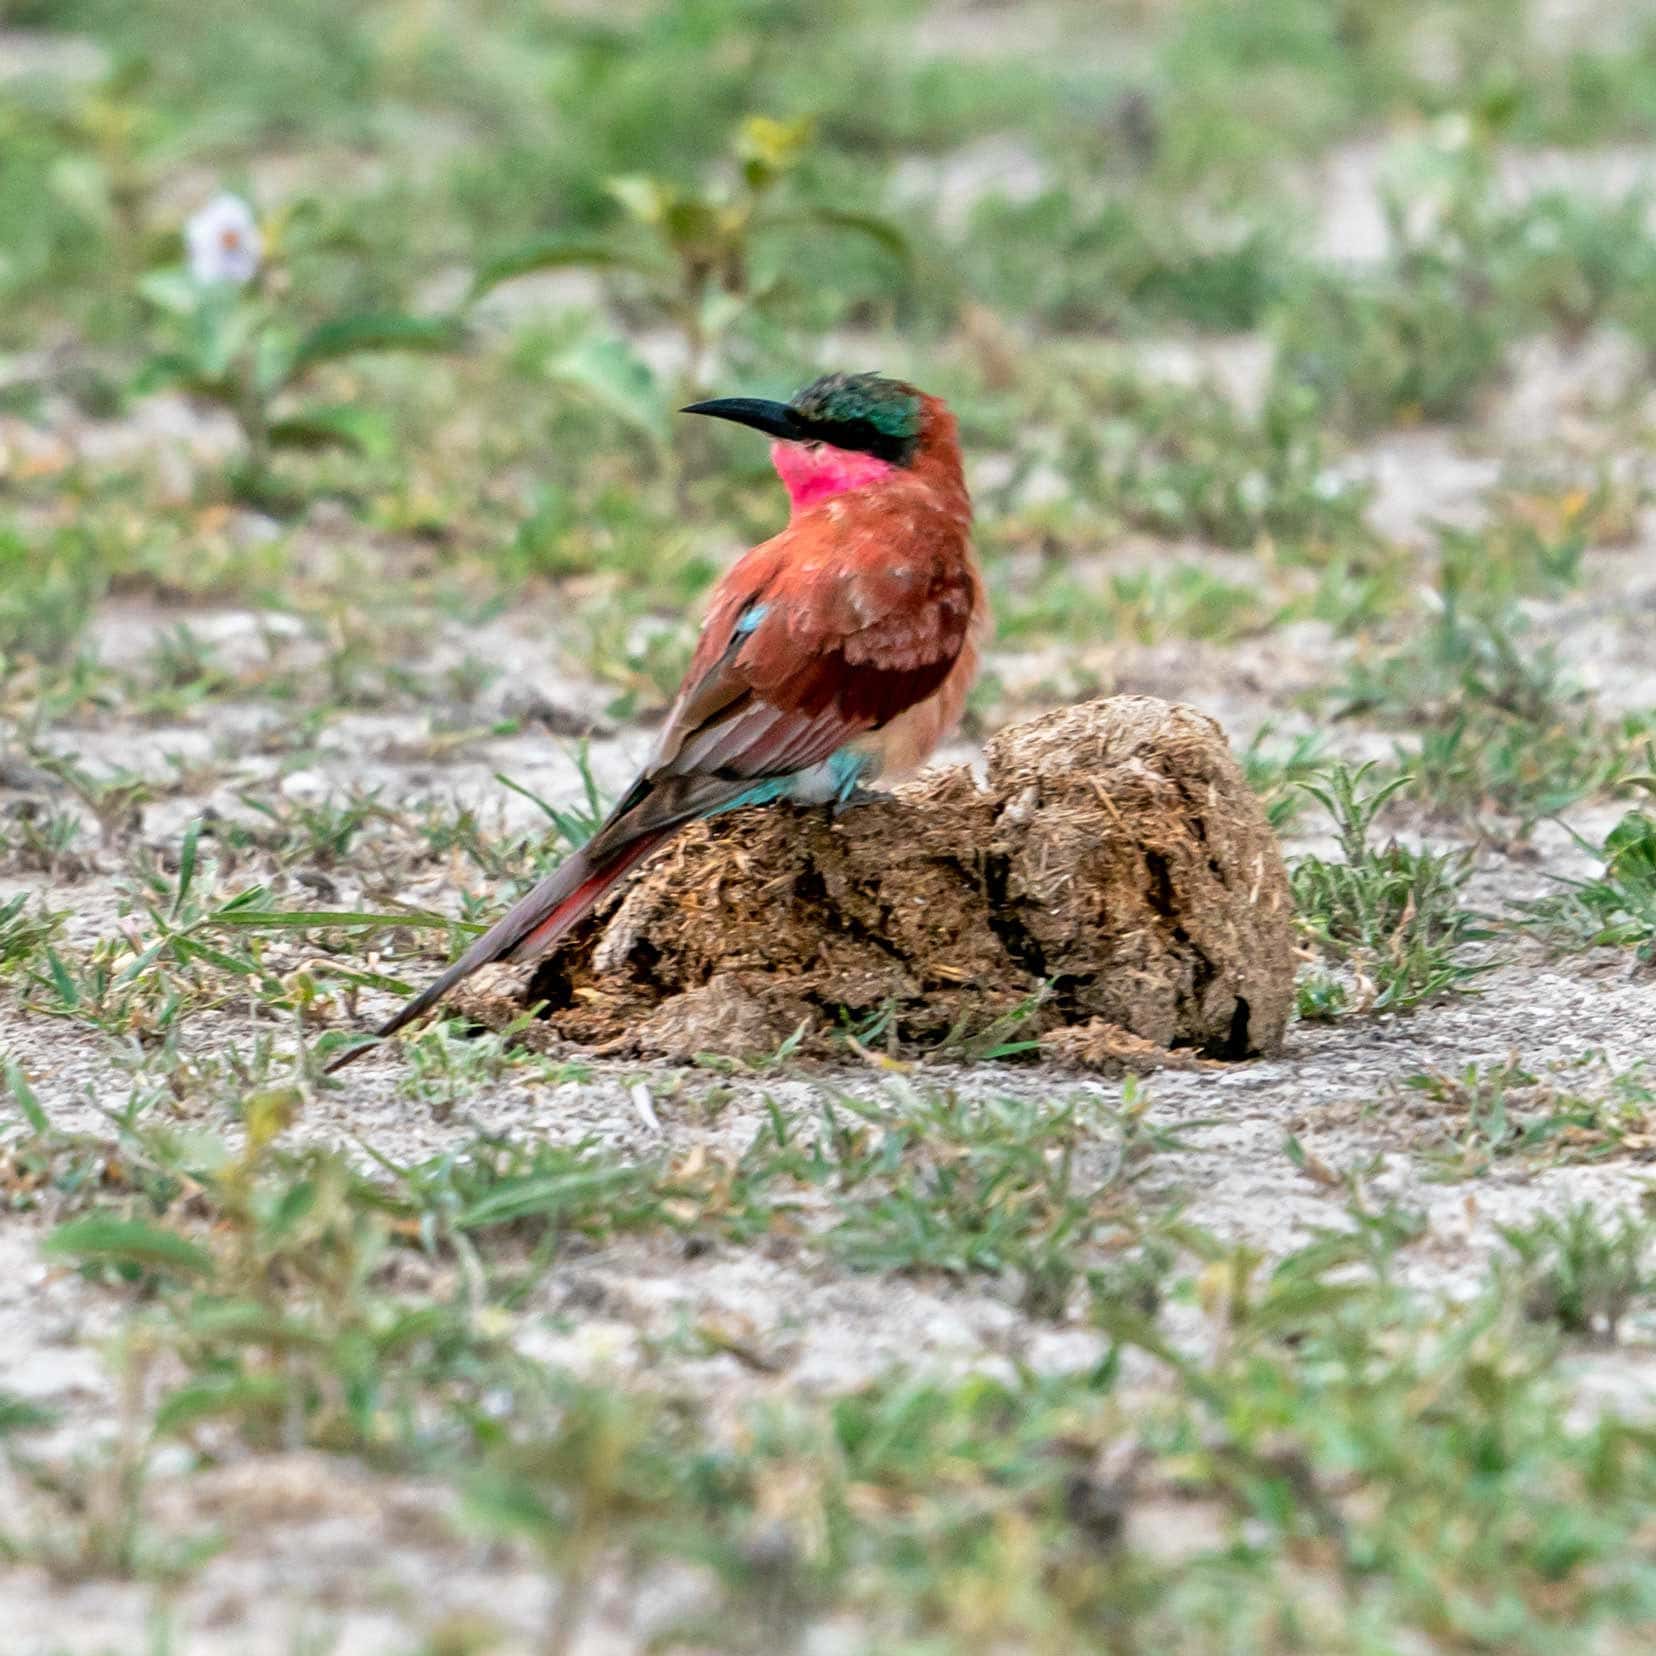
[453,697,1296,1067]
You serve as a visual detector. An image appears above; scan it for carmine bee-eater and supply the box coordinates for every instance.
[326,372,985,1071]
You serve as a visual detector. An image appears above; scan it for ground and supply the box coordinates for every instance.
[5,2,1656,1652]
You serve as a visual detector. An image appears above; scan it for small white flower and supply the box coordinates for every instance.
[185,192,262,286]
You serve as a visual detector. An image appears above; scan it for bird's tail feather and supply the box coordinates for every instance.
[323,827,671,1073]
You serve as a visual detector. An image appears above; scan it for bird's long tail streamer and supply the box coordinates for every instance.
[323,827,672,1072]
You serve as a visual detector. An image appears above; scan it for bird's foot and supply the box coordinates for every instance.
[831,785,884,819]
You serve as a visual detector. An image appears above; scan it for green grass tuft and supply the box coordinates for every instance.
[1291,763,1489,1016]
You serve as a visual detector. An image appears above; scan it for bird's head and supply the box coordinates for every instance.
[682,371,945,513]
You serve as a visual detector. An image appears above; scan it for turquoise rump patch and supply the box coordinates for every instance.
[717,746,872,815]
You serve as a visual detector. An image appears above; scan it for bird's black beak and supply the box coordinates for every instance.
[679,396,807,443]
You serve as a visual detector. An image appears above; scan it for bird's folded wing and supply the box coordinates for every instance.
[642,530,976,803]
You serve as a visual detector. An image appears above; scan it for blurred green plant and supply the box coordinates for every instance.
[1054,369,1371,551]
[0,56,167,327]
[133,192,462,494]
[1273,120,1506,431]
[1517,808,1656,963]
[469,116,908,404]
[965,191,1285,332]
[1272,110,1656,429]
[0,521,108,668]
[1500,1203,1656,1339]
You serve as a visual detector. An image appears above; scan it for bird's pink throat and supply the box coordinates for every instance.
[771,440,896,512]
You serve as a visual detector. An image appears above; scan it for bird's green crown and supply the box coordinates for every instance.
[791,372,922,463]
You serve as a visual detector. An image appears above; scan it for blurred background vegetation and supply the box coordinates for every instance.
[4,0,1656,730]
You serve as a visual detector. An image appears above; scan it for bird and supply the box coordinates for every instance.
[324,371,985,1072]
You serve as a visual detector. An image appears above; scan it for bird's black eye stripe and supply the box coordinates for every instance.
[806,417,915,464]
